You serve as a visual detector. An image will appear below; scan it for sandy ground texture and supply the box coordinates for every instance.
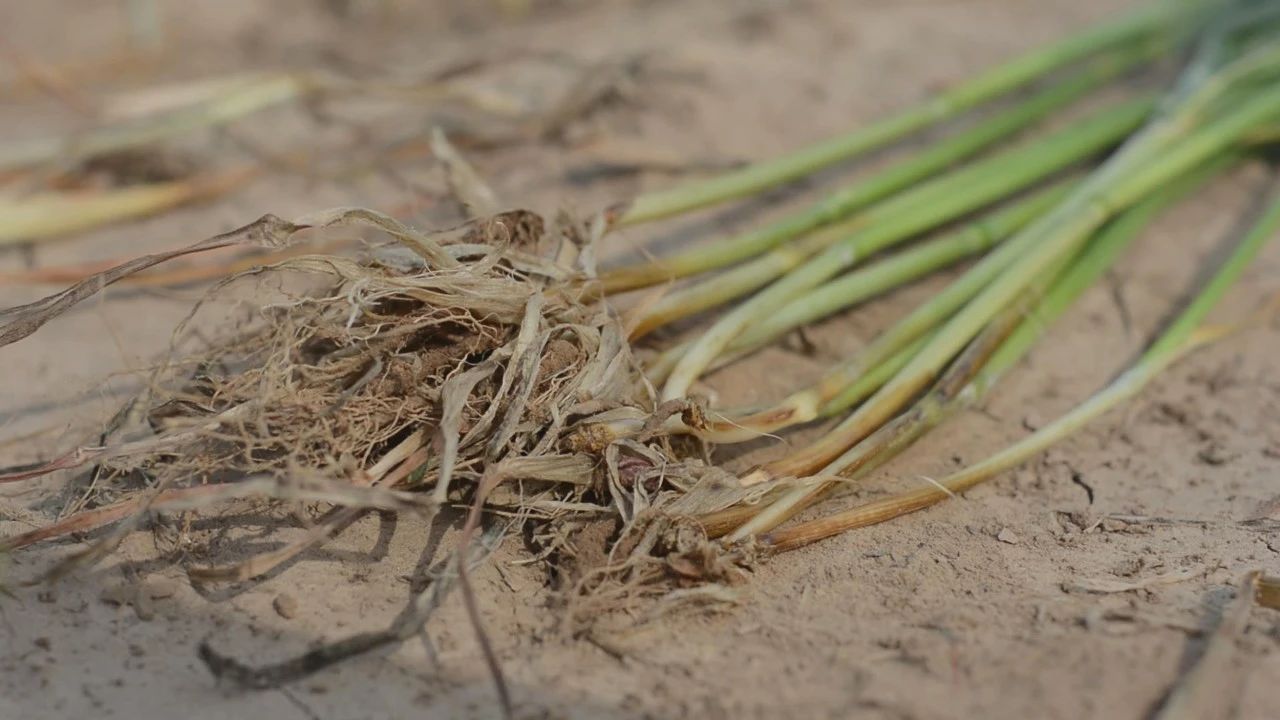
[3,1,1280,718]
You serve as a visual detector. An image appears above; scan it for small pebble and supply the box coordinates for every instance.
[273,593,298,619]
[996,528,1021,545]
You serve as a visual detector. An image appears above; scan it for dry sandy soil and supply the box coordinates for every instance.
[2,1,1280,718]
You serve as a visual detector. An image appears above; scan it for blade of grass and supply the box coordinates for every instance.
[733,179,1077,358]
[642,180,1071,386]
[647,180,1077,441]
[599,45,1154,294]
[742,76,1280,486]
[612,0,1200,225]
[658,98,1155,394]
[821,155,1235,464]
[654,331,935,445]
[760,177,1280,552]
[724,155,1234,540]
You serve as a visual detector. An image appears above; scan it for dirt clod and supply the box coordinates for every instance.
[273,593,298,620]
[996,528,1021,545]
[142,577,178,600]
[133,593,156,622]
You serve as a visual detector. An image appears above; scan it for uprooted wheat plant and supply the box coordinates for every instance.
[4,0,1280,702]
[0,203,765,687]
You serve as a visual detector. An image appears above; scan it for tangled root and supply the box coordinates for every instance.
[0,205,760,641]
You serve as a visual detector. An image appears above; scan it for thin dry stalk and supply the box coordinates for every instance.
[1154,571,1260,720]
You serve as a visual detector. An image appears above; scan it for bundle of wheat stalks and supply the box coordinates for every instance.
[2,0,1280,693]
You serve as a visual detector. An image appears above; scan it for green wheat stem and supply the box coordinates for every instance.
[761,174,1280,553]
[726,156,1231,541]
[746,78,1280,486]
[601,45,1157,295]
[659,98,1155,397]
[613,0,1203,226]
[642,179,1072,385]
